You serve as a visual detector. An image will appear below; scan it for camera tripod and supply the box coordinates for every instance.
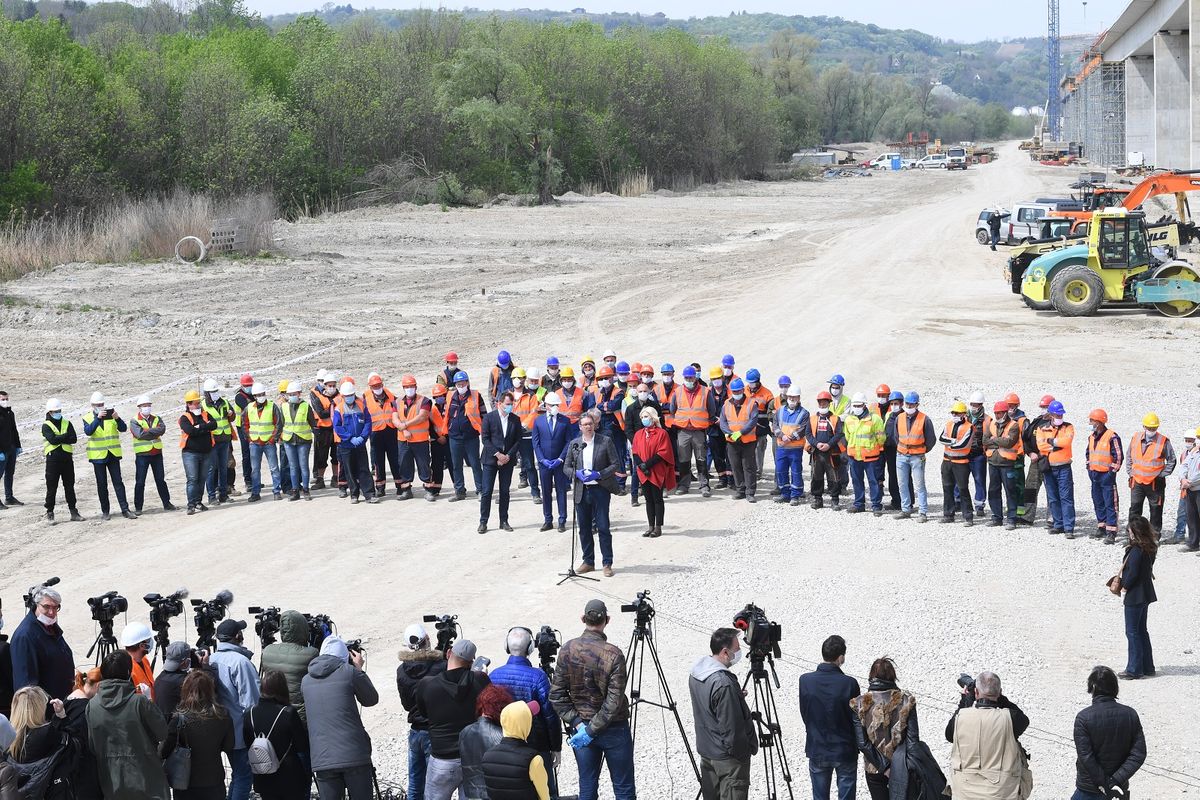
[742,652,794,800]
[87,618,120,666]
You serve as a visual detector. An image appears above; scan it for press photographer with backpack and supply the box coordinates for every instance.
[245,670,311,800]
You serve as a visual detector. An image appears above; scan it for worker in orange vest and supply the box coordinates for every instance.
[1126,412,1176,535]
[445,370,484,501]
[579,355,598,391]
[888,391,934,522]
[983,400,1023,529]
[428,383,450,498]
[489,351,519,408]
[392,375,434,501]
[1036,400,1076,537]
[309,373,340,491]
[938,401,974,525]
[805,391,846,510]
[365,373,402,498]
[1019,395,1055,525]
[669,365,717,497]
[718,378,758,503]
[511,368,543,503]
[1085,408,1124,543]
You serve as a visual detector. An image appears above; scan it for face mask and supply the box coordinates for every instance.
[877,396,889,405]
[638,392,649,402]
[830,386,843,397]
[325,386,337,396]
[818,407,830,416]
[731,393,744,402]
[729,649,743,667]
[662,376,673,385]
[288,395,300,404]
[547,407,559,417]
[405,388,416,398]
[0,400,9,409]
[503,403,513,414]
[787,399,799,409]
[50,412,62,420]
[139,406,152,416]
[255,395,266,403]
[684,380,696,389]
[446,363,457,370]
[723,368,733,377]
[953,413,966,422]
[713,379,723,388]
[456,386,468,395]
[547,368,559,377]
[1052,418,1064,427]
[36,613,55,626]
[641,417,652,428]
[188,404,201,414]
[854,406,867,417]
[1144,428,1156,437]
[526,382,538,391]
[373,388,384,397]
[599,379,611,389]
[562,381,574,390]
[904,405,917,415]
[583,367,595,377]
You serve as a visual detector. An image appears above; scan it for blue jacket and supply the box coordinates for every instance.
[208,641,261,749]
[332,401,372,449]
[9,612,74,701]
[798,662,861,763]
[532,414,573,465]
[489,655,562,753]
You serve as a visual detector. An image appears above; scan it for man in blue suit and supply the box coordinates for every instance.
[533,392,572,532]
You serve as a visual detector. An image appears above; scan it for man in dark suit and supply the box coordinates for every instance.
[479,391,523,533]
[533,392,573,532]
[562,411,622,576]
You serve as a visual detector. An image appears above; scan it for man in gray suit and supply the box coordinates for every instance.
[562,411,622,576]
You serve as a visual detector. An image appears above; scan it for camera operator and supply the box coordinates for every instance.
[119,622,156,700]
[689,628,756,800]
[302,635,380,800]
[490,627,563,799]
[415,640,491,800]
[1073,666,1145,800]
[798,635,861,800]
[155,641,205,720]
[549,599,633,800]
[944,671,1031,799]
[396,623,447,800]
[10,586,74,701]
[261,610,319,723]
[210,618,262,800]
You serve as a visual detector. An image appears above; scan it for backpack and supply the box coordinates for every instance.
[247,707,288,775]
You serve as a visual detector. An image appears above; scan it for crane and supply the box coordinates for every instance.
[1047,0,1062,140]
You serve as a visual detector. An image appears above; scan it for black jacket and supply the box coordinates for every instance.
[163,713,235,789]
[481,411,523,467]
[416,667,491,759]
[623,398,662,436]
[0,635,12,717]
[562,434,622,502]
[0,407,18,451]
[154,668,187,721]
[797,663,861,763]
[63,697,102,800]
[945,693,1029,741]
[243,700,311,799]
[396,649,447,730]
[40,417,77,463]
[1074,695,1145,794]
[1121,545,1157,606]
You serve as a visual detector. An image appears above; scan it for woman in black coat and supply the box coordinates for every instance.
[63,668,104,800]
[1120,515,1157,679]
[243,670,310,800]
[162,670,235,800]
[5,686,75,800]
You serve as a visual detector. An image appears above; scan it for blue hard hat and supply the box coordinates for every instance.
[721,354,735,367]
[1047,400,1065,416]
[661,362,675,373]
[746,368,761,382]
[497,350,511,367]
[829,373,845,386]
[454,371,469,383]
[729,378,745,392]
[904,391,920,404]
[546,355,559,367]
[889,390,903,402]
[681,365,697,379]
[615,361,630,374]
[778,375,792,386]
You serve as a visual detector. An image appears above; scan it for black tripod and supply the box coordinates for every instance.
[150,623,172,669]
[87,618,119,666]
[742,651,794,800]
[624,597,701,791]
[557,487,599,585]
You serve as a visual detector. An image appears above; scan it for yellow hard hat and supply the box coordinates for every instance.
[580,354,595,367]
[512,367,527,379]
[560,366,575,378]
[709,366,723,380]
[1142,412,1160,428]
[277,379,290,394]
[183,389,201,403]
[950,401,968,414]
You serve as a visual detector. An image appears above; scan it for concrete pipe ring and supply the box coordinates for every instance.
[175,236,207,264]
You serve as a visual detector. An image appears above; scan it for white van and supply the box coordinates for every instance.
[915,154,948,169]
[864,152,903,170]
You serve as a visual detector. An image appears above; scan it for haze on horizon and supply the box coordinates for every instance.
[249,0,1129,42]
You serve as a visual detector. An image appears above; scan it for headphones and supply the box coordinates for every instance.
[505,626,534,657]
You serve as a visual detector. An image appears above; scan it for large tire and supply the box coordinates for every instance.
[1049,265,1105,316]
[1022,295,1053,311]
[976,229,990,245]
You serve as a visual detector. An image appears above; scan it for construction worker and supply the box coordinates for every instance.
[542,356,562,393]
[770,375,791,488]
[1164,429,1197,545]
[392,375,434,501]
[437,352,460,388]
[42,397,83,524]
[744,369,773,478]
[966,391,989,516]
[310,372,340,490]
[579,355,597,391]
[245,382,283,502]
[772,384,808,506]
[1085,408,1124,542]
[720,354,738,382]
[719,378,758,503]
[601,349,617,371]
[179,390,217,515]
[129,395,174,515]
[490,351,519,408]
[234,373,256,493]
[1126,412,1176,535]
[446,370,485,501]
[557,367,591,426]
[280,381,316,501]
[332,381,379,503]
[983,400,1022,530]
[876,387,904,510]
[1019,395,1055,525]
[510,368,541,499]
[200,379,237,505]
[938,401,974,526]
[806,391,846,510]
[1179,428,1200,552]
[1037,400,1077,538]
[843,393,884,515]
[428,383,450,498]
[670,365,716,497]
[655,363,680,468]
[614,360,633,397]
[364,373,401,498]
[592,365,627,494]
[708,366,732,488]
[533,392,571,531]
[890,391,934,522]
[827,374,850,418]
[276,379,294,495]
[82,392,135,521]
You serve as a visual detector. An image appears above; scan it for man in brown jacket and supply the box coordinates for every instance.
[983,401,1023,530]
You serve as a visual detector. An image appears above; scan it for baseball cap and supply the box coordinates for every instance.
[163,641,191,671]
[215,619,247,642]
[451,639,477,662]
[584,599,608,622]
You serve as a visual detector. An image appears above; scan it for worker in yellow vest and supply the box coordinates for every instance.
[129,394,175,515]
[280,381,317,501]
[844,393,884,514]
[42,397,83,524]
[82,392,135,521]
[201,378,238,505]
[938,401,974,526]
[245,382,283,502]
[1126,412,1177,536]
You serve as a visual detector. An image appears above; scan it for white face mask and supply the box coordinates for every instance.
[599,379,612,389]
[562,381,574,390]
[139,406,152,416]
[728,649,743,667]
[547,407,559,417]
[37,613,55,626]
[456,386,468,395]
[638,392,649,402]
[526,382,538,391]
[713,379,723,388]
[818,406,831,416]
[254,395,266,404]
[731,393,744,402]
[405,388,416,398]
[583,367,595,377]
[1052,417,1064,427]
[787,399,799,409]
[684,380,696,389]
[662,376,673,385]
[325,386,337,397]
[188,404,201,414]
[0,400,8,409]
[1144,428,1156,437]
[853,405,866,416]
[723,368,733,377]
[373,388,384,396]
[904,405,917,415]
[830,386,842,397]
[547,368,559,377]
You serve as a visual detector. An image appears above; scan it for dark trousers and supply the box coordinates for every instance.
[877,446,902,509]
[429,439,448,494]
[539,464,568,524]
[609,428,628,490]
[314,764,373,800]
[398,440,432,490]
[2,446,16,500]
[479,462,514,525]
[576,485,613,566]
[370,427,401,494]
[941,460,973,520]
[518,437,540,495]
[238,432,253,490]
[133,453,171,510]
[449,435,482,494]
[337,447,374,498]
[1089,469,1120,532]
[1187,490,1200,548]
[205,439,232,500]
[987,463,1019,523]
[725,439,757,496]
[279,442,292,493]
[810,451,841,501]
[864,771,889,800]
[1129,476,1166,532]
[642,482,665,527]
[91,455,129,514]
[676,428,709,489]
[708,427,731,481]
[1124,603,1154,677]
[312,427,336,483]
[1021,456,1044,521]
[1043,462,1076,531]
[44,456,77,512]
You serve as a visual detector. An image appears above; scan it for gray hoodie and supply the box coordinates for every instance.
[301,653,379,771]
[688,655,757,762]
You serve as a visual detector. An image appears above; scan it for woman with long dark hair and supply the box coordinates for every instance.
[162,669,235,800]
[631,405,675,538]
[243,670,311,800]
[1120,515,1157,679]
[850,657,919,800]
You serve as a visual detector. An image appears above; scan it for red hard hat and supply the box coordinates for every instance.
[993,401,1008,414]
[401,374,417,388]
[444,352,458,362]
[1005,392,1020,406]
[816,391,833,401]
[875,383,891,396]
[240,373,254,386]
[1088,408,1108,423]
[1039,394,1055,408]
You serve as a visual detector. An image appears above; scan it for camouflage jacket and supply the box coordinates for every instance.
[549,629,629,735]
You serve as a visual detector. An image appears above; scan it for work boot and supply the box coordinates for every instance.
[45,510,55,524]
[69,508,84,522]
[313,477,326,490]
[1050,527,1063,535]
[449,490,466,502]
[164,503,178,511]
[102,512,111,521]
[424,491,436,502]
[1104,533,1116,545]
[987,519,1002,527]
[531,492,542,504]
[701,486,712,498]
[873,509,884,517]
[133,507,143,516]
[289,491,301,502]
[248,494,261,503]
[1064,530,1076,540]
[122,509,137,520]
[273,492,282,501]
[811,499,823,510]
[339,488,349,498]
[735,491,746,501]
[518,477,528,490]
[747,495,757,503]
[603,565,614,577]
[367,495,380,504]
[918,514,928,523]
[576,563,595,574]
[5,497,23,506]
[303,490,312,501]
[939,516,955,524]
[1005,522,1017,531]
[897,510,912,519]
[402,487,414,500]
[773,495,788,504]
[187,507,196,516]
[197,503,209,512]
[830,499,841,511]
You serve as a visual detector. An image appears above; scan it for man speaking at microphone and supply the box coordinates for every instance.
[562,411,622,577]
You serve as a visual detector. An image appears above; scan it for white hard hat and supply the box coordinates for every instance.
[969,391,985,404]
[526,367,542,381]
[90,391,105,405]
[119,622,154,648]
[136,395,152,406]
[251,382,265,395]
[851,392,867,404]
[203,378,219,393]
[404,623,429,650]
[544,392,561,406]
[602,349,616,359]
[339,381,356,397]
[286,381,301,394]
[46,398,62,412]
[786,385,802,398]
[315,369,327,382]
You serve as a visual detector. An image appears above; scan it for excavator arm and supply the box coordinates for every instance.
[1121,171,1200,222]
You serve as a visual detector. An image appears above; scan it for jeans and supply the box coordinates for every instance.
[227,748,251,800]
[284,441,312,491]
[1124,603,1154,677]
[133,453,171,510]
[1043,462,1076,531]
[1071,791,1105,800]
[449,435,483,494]
[398,440,433,490]
[573,721,635,800]
[205,439,232,500]
[518,437,541,495]
[182,451,212,508]
[1174,494,1188,540]
[896,453,927,514]
[577,485,613,567]
[480,462,514,525]
[2,446,17,500]
[849,458,881,510]
[987,463,1018,523]
[968,452,987,508]
[91,455,130,514]
[775,447,804,500]
[540,464,569,524]
[1089,469,1119,533]
[315,764,374,800]
[990,228,1000,250]
[424,756,462,800]
[808,759,856,800]
[407,729,431,800]
[249,441,281,496]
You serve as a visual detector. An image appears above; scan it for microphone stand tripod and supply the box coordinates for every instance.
[558,441,599,585]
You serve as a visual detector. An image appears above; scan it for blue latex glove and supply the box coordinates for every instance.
[0,453,5,462]
[575,469,588,481]
[541,459,553,469]
[568,727,593,749]
[350,436,363,447]
[585,469,601,482]
[551,458,563,469]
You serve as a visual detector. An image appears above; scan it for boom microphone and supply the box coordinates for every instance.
[215,590,234,606]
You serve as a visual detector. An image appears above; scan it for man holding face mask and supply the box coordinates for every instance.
[82,392,135,521]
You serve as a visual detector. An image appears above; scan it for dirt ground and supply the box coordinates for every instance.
[2,141,1199,797]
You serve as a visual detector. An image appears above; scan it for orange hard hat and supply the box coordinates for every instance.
[1039,394,1055,408]
[816,391,833,401]
[444,352,458,362]
[875,383,890,396]
[1088,408,1108,423]
[401,374,417,388]
[1005,392,1020,406]
[432,384,447,397]
[368,374,383,388]
[597,365,615,378]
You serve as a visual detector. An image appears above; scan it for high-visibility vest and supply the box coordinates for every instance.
[559,388,585,424]
[202,399,234,438]
[131,415,163,455]
[310,391,333,429]
[1037,423,1074,466]
[942,420,972,463]
[774,408,806,449]
[896,412,928,455]
[844,413,883,461]
[397,396,431,443]
[747,385,773,419]
[43,417,73,456]
[431,401,449,438]
[591,385,625,430]
[83,412,123,460]
[1129,432,1167,484]
[364,389,397,432]
[830,394,851,418]
[1086,428,1119,472]
[514,392,540,431]
[332,396,345,443]
[450,391,482,433]
[654,384,678,427]
[808,413,847,454]
[281,401,313,443]
[179,410,212,450]
[246,403,278,444]
[673,386,711,430]
[984,418,1021,461]
[723,399,757,443]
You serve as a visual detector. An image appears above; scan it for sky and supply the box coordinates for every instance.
[251,0,1132,41]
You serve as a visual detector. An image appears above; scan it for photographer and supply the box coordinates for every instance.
[1073,666,1145,800]
[688,628,756,800]
[261,611,319,723]
[490,628,563,799]
[396,624,447,800]
[798,635,860,800]
[87,650,169,800]
[154,642,200,720]
[209,619,261,800]
[416,640,491,800]
[944,671,1030,799]
[119,622,156,700]
[549,599,633,800]
[302,636,379,800]
[10,586,74,701]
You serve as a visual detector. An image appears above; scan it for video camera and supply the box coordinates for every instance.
[249,606,282,648]
[534,625,561,675]
[191,590,233,649]
[422,613,460,654]
[346,638,365,654]
[88,591,129,622]
[145,589,188,659]
[957,673,976,694]
[305,613,336,650]
[732,602,782,660]
[621,589,655,628]
[24,577,60,614]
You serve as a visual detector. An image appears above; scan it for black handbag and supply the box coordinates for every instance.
[164,715,192,790]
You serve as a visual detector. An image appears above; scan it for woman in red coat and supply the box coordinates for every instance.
[631,406,676,538]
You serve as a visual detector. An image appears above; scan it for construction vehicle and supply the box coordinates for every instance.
[946,146,968,170]
[1053,170,1200,225]
[1019,209,1200,317]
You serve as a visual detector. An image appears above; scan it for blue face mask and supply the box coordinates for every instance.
[503,404,513,414]
[50,412,62,420]
[641,417,653,428]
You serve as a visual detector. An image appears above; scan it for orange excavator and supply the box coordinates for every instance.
[1054,171,1200,224]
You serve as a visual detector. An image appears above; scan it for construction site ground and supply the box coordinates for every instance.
[2,141,1198,798]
